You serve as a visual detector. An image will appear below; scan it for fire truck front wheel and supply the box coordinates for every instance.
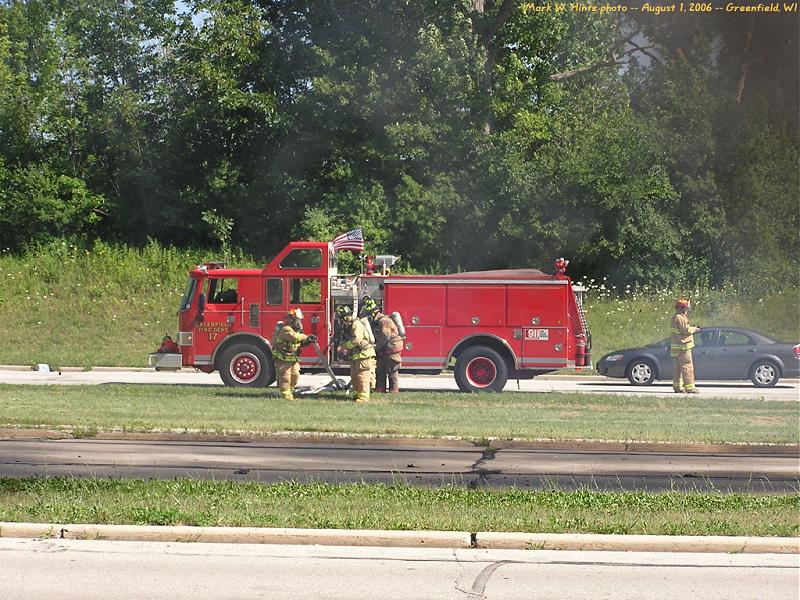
[219,344,275,387]
[455,346,508,393]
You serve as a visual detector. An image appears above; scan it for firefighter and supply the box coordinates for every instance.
[272,308,315,401]
[670,298,700,394]
[370,305,404,393]
[336,304,376,403]
[358,296,379,392]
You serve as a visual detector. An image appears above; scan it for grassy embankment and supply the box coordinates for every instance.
[0,241,797,368]
[1,479,797,537]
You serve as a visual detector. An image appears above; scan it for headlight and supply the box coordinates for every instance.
[604,354,624,362]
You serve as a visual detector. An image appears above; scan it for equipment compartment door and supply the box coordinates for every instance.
[384,284,444,369]
[508,285,570,368]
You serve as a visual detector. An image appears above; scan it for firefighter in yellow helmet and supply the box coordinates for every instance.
[272,308,315,401]
[358,296,379,392]
[670,298,700,394]
[366,302,404,393]
[336,304,376,403]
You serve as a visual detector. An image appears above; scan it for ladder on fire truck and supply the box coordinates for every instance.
[575,286,592,355]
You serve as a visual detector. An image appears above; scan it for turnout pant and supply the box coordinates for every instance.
[672,350,695,391]
[276,359,301,400]
[376,354,402,392]
[351,357,376,402]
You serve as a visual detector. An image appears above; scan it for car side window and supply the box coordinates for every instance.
[719,331,752,346]
[695,331,714,347]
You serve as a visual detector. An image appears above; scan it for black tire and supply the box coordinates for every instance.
[454,346,508,393]
[218,343,275,387]
[626,358,657,386]
[750,360,779,388]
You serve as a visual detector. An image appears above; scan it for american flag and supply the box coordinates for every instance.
[331,227,365,252]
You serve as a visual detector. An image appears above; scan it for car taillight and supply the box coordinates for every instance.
[794,344,800,360]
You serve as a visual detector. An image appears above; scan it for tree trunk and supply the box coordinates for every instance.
[471,0,517,135]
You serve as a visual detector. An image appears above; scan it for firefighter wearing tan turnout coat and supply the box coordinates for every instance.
[371,309,403,393]
[272,309,315,401]
[671,298,700,394]
[336,305,376,403]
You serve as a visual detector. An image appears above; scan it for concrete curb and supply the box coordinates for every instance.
[1,522,797,554]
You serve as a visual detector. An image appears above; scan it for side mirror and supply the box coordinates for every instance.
[196,293,206,321]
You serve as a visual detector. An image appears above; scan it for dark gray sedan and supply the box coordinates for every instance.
[597,327,800,388]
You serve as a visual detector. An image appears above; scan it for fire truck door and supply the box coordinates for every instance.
[194,277,241,362]
[287,277,328,363]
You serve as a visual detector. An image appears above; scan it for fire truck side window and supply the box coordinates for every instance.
[205,278,238,304]
[290,278,321,304]
[280,249,322,269]
[266,278,283,305]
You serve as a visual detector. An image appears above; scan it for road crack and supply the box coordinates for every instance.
[468,446,498,489]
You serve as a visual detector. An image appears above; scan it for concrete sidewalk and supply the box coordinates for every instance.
[1,522,797,554]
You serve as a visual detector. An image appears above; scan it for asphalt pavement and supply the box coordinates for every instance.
[1,436,798,493]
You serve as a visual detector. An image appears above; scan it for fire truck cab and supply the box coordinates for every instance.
[149,240,591,392]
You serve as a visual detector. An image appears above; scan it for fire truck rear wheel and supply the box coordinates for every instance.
[219,344,275,387]
[455,346,508,393]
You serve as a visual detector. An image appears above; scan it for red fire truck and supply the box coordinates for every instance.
[149,240,591,392]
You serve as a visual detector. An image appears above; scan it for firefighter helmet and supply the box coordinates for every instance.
[359,296,377,318]
[675,298,690,311]
[335,305,352,319]
[286,308,304,331]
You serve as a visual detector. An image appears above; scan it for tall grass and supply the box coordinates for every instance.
[0,240,256,367]
[0,240,797,368]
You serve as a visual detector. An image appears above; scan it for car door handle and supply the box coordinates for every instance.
[748,349,756,352]
[700,350,710,354]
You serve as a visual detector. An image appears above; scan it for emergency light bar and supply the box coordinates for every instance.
[374,255,398,269]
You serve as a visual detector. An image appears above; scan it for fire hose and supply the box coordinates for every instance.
[312,340,344,390]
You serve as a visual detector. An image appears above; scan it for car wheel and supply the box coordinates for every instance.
[627,358,656,386]
[454,346,508,393]
[750,361,779,388]
[219,343,275,387]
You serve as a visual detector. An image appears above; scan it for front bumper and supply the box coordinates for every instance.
[147,352,183,370]
[596,360,627,378]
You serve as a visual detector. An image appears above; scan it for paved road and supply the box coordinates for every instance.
[1,538,797,600]
[2,437,797,492]
[1,368,798,401]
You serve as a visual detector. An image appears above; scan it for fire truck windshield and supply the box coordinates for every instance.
[178,278,197,311]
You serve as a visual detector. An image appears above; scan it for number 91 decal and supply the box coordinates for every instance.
[524,328,549,341]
